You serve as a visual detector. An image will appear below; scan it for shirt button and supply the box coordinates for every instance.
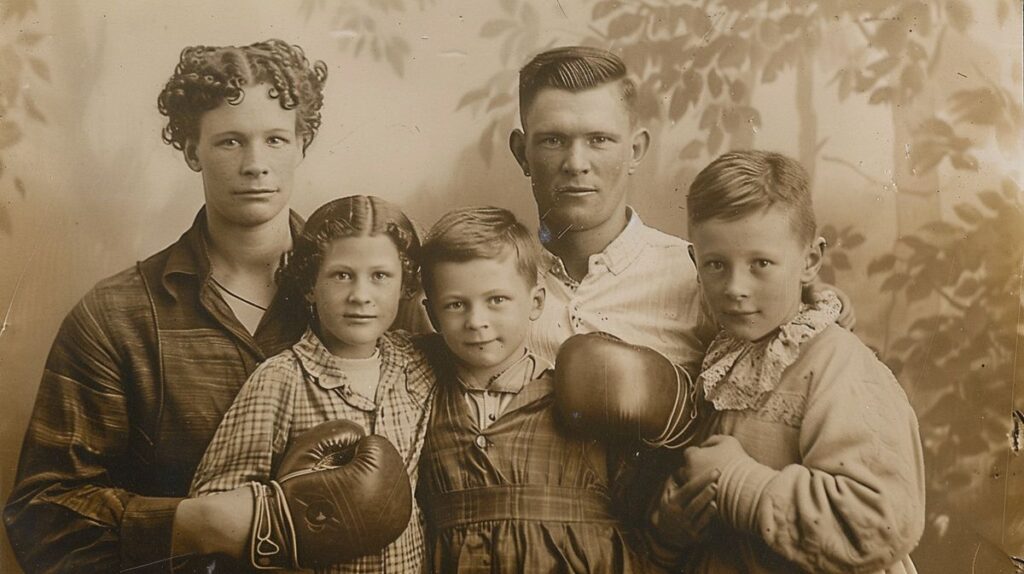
[488,414,496,421]
[475,435,488,449]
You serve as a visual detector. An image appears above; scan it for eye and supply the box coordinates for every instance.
[267,135,290,147]
[372,271,392,281]
[489,295,509,305]
[754,259,773,269]
[217,137,241,148]
[443,301,464,311]
[590,135,611,145]
[332,271,352,281]
[539,136,563,148]
[704,260,725,272]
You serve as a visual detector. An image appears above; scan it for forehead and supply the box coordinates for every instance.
[523,83,632,133]
[429,253,531,292]
[690,206,804,253]
[320,234,401,266]
[198,83,297,136]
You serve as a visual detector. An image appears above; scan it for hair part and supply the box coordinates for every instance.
[518,45,638,127]
[687,150,817,243]
[277,195,421,312]
[418,207,541,298]
[157,39,328,154]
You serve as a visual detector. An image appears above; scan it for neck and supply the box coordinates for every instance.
[456,347,529,387]
[206,209,293,281]
[545,208,629,282]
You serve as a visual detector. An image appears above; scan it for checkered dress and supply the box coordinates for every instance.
[417,340,656,573]
[191,328,436,573]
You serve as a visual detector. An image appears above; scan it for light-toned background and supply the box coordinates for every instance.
[1,0,1021,571]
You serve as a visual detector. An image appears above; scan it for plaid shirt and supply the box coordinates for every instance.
[191,327,437,574]
[3,209,307,574]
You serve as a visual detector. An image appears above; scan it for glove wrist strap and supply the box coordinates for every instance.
[249,481,299,570]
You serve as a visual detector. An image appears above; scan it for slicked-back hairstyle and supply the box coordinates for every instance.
[418,207,541,298]
[687,150,817,244]
[157,39,328,154]
[518,45,638,127]
[278,195,420,312]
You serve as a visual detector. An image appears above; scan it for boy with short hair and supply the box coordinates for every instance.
[651,150,925,573]
[415,207,658,572]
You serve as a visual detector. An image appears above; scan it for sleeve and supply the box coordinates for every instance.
[714,344,926,573]
[3,292,182,574]
[189,358,298,496]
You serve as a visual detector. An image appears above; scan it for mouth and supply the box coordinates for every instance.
[722,310,758,318]
[235,188,278,196]
[465,339,498,348]
[554,185,598,197]
[343,314,377,322]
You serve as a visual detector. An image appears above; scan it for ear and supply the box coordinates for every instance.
[627,128,651,174]
[509,129,530,176]
[801,236,827,284]
[423,298,443,333]
[529,284,545,320]
[184,141,202,172]
[687,243,701,283]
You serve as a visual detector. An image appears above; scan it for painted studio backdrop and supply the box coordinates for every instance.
[0,0,1021,571]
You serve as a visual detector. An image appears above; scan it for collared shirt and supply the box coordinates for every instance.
[456,351,552,431]
[190,327,436,574]
[3,208,307,574]
[528,209,715,371]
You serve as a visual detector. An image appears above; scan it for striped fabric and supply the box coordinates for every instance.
[191,328,437,574]
[528,209,716,371]
[3,209,308,573]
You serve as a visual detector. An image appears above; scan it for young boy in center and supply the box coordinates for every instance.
[649,150,925,573]
[415,207,658,572]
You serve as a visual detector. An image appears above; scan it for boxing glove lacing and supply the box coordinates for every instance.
[249,481,300,570]
[641,364,700,450]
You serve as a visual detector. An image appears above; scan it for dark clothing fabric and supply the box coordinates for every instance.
[3,209,307,574]
[416,337,657,573]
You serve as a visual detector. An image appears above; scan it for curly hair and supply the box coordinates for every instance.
[277,196,421,315]
[157,39,328,154]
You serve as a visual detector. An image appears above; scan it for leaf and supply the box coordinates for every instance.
[831,251,851,270]
[950,154,978,171]
[699,104,719,130]
[591,0,618,20]
[869,86,893,105]
[28,56,49,81]
[678,139,702,160]
[481,19,514,38]
[669,85,689,120]
[384,37,408,76]
[456,87,489,111]
[977,191,1005,211]
[844,232,866,248]
[608,12,643,38]
[922,220,957,236]
[950,88,1001,125]
[707,68,722,98]
[0,121,23,149]
[868,254,898,275]
[954,277,980,298]
[478,119,498,163]
[881,273,909,292]
[906,277,933,302]
[779,12,804,34]
[23,94,45,122]
[760,18,780,45]
[953,203,982,224]
[485,92,514,112]
[707,125,723,155]
[945,0,972,33]
[729,79,747,103]
[718,38,748,69]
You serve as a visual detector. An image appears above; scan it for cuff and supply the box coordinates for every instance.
[716,455,777,533]
[120,495,183,572]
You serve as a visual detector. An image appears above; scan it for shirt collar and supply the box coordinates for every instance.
[160,207,304,300]
[292,327,406,392]
[541,207,647,283]
[456,349,551,394]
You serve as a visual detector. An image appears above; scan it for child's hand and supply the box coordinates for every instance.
[676,434,747,487]
[649,468,719,549]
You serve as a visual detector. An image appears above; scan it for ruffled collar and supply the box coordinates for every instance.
[700,291,842,411]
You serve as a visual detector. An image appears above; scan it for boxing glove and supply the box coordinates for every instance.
[249,420,413,570]
[554,332,700,450]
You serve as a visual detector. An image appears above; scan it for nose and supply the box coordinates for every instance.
[240,144,270,177]
[464,305,489,331]
[347,277,372,304]
[723,269,750,300]
[561,140,591,175]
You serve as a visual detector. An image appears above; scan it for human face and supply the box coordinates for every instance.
[425,254,544,382]
[186,83,302,229]
[510,84,649,243]
[309,235,404,359]
[689,206,824,342]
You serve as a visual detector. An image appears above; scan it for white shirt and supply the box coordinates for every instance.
[528,209,715,370]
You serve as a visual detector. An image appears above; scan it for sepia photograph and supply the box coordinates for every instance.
[0,0,1021,572]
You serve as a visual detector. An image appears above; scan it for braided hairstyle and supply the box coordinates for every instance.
[157,39,328,154]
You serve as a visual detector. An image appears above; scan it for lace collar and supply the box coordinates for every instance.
[700,291,842,411]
